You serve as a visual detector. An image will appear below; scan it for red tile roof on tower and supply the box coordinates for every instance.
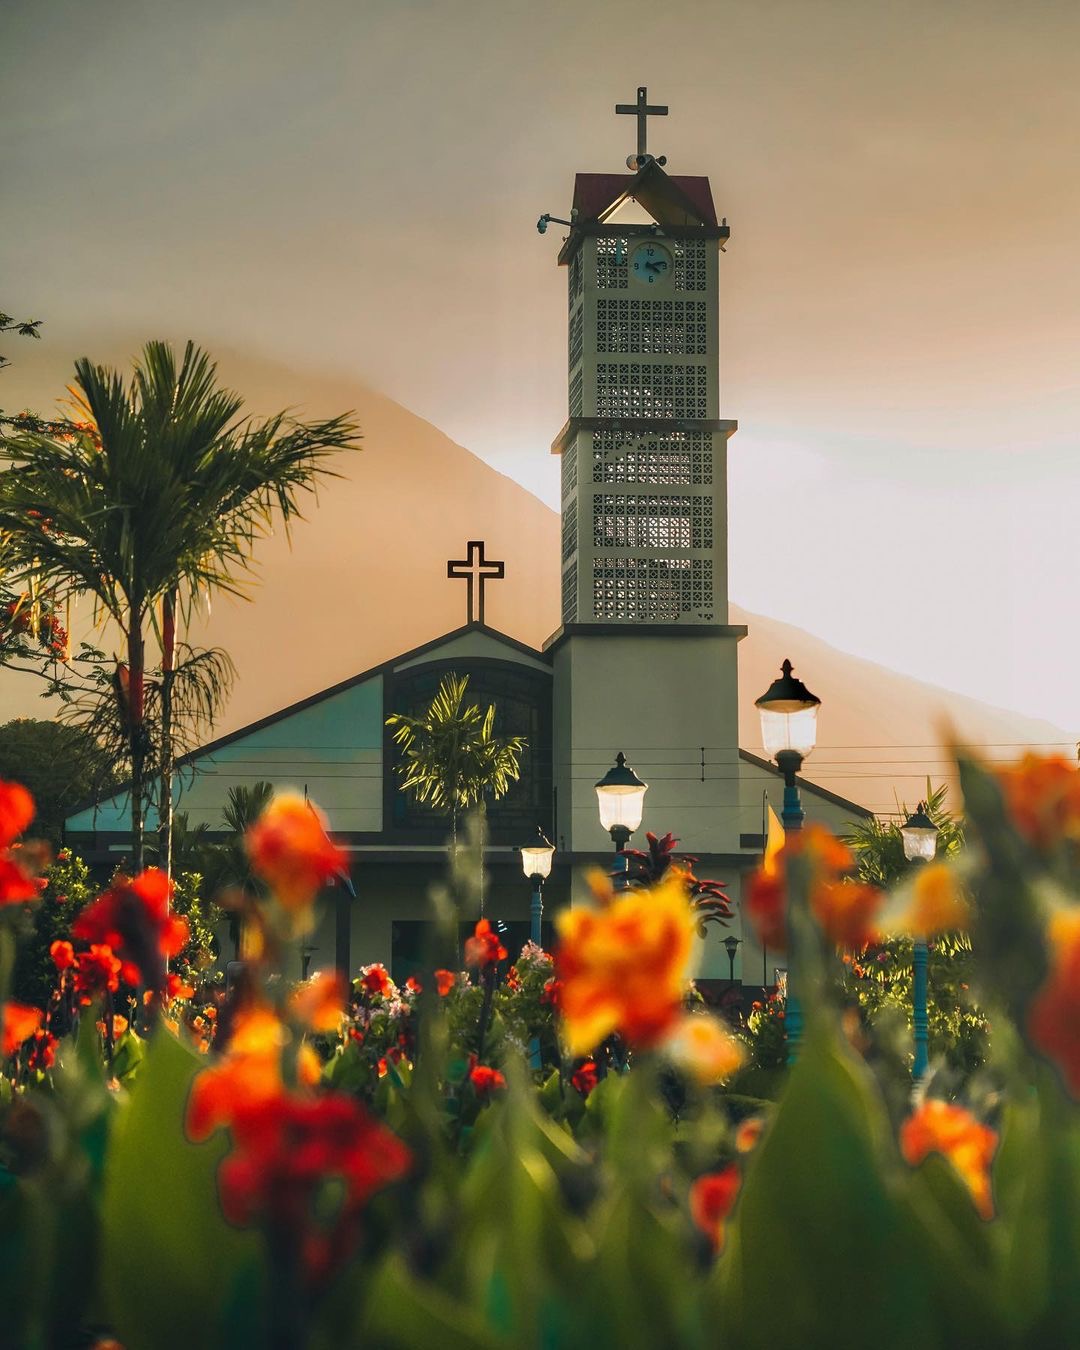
[571,168,718,227]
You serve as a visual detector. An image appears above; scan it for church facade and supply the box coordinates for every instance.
[66,93,870,992]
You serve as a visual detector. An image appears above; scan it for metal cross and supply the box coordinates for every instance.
[615,86,668,162]
[447,541,505,625]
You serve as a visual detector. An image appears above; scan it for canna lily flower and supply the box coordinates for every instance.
[555,871,696,1056]
[810,880,885,951]
[995,754,1080,851]
[0,781,34,849]
[245,793,347,913]
[73,869,188,989]
[2,1002,43,1057]
[689,1166,741,1253]
[468,1059,507,1098]
[662,1013,746,1085]
[735,1117,765,1153]
[1028,912,1080,1096]
[0,855,40,905]
[186,1006,320,1143]
[290,971,346,1033]
[896,861,971,938]
[434,969,456,996]
[357,963,393,998]
[900,1100,997,1219]
[571,1059,598,1097]
[464,918,507,969]
[50,939,75,970]
[73,944,122,1003]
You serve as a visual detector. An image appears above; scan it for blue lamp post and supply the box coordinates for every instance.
[755,660,821,1061]
[595,752,648,889]
[520,839,555,947]
[901,802,939,1083]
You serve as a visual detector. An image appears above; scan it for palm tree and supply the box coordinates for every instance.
[386,673,526,849]
[0,341,360,871]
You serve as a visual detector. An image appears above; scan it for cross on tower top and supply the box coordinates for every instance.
[615,86,668,170]
[447,541,504,625]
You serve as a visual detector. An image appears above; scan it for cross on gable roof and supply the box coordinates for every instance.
[572,160,718,229]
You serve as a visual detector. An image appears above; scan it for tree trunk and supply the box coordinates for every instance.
[127,617,146,873]
[159,590,177,880]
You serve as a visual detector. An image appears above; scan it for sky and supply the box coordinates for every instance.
[2,0,1078,734]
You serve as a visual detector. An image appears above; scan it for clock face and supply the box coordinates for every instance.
[631,241,673,285]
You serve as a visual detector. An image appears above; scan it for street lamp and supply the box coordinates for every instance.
[723,934,742,987]
[595,752,648,886]
[520,838,555,947]
[754,659,820,832]
[901,801,939,1082]
[755,659,820,1062]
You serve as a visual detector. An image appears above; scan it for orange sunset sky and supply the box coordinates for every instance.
[1,0,1078,736]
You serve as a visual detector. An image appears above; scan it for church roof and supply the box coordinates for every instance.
[572,162,718,228]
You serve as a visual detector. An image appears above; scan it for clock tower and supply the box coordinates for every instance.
[542,90,749,871]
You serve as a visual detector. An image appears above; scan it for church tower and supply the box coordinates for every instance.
[544,90,748,873]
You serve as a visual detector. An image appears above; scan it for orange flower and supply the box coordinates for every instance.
[290,971,346,1033]
[746,824,883,953]
[245,793,347,912]
[811,880,884,950]
[689,1166,741,1252]
[435,969,456,996]
[555,871,695,1056]
[464,918,507,969]
[662,1013,746,1085]
[358,963,393,998]
[897,861,971,938]
[73,869,189,987]
[468,1059,507,1098]
[2,1002,42,1057]
[1029,913,1080,1096]
[900,1100,997,1219]
[996,754,1080,851]
[0,781,34,848]
[73,944,122,1003]
[50,939,75,970]
[735,1117,765,1153]
[186,1006,320,1142]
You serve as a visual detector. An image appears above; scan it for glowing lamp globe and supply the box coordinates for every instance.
[520,843,555,881]
[754,659,821,761]
[595,752,648,835]
[901,803,939,863]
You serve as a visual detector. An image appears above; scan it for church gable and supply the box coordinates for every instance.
[571,165,718,231]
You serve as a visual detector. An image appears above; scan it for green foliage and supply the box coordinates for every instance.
[11,848,95,1008]
[0,718,120,845]
[387,673,526,839]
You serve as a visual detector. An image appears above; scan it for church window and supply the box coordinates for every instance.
[592,492,712,551]
[569,369,583,418]
[562,560,578,623]
[595,237,630,289]
[561,508,577,562]
[562,442,578,498]
[595,299,708,356]
[673,241,707,292]
[569,251,583,310]
[591,556,714,622]
[595,362,708,419]
[568,308,584,371]
[591,431,713,486]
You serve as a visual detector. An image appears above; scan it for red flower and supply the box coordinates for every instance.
[1029,914,1080,1096]
[0,781,34,848]
[540,977,562,1007]
[358,964,392,998]
[405,975,422,994]
[73,869,188,989]
[245,793,347,913]
[464,918,507,969]
[50,939,75,971]
[26,1028,57,1072]
[435,969,456,996]
[0,855,39,906]
[216,1090,411,1283]
[571,1059,598,1097]
[73,944,122,1003]
[689,1166,741,1253]
[901,1101,996,1220]
[2,1002,42,1057]
[468,1060,507,1098]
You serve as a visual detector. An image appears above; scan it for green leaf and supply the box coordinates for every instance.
[360,1252,508,1350]
[101,1030,265,1350]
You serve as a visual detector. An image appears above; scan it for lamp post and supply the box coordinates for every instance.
[520,839,555,947]
[901,802,939,1083]
[755,659,820,1061]
[723,934,742,987]
[595,752,648,887]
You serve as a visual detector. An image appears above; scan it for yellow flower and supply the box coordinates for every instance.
[555,872,696,1057]
[662,1013,745,1085]
[898,861,971,937]
[900,1100,997,1220]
